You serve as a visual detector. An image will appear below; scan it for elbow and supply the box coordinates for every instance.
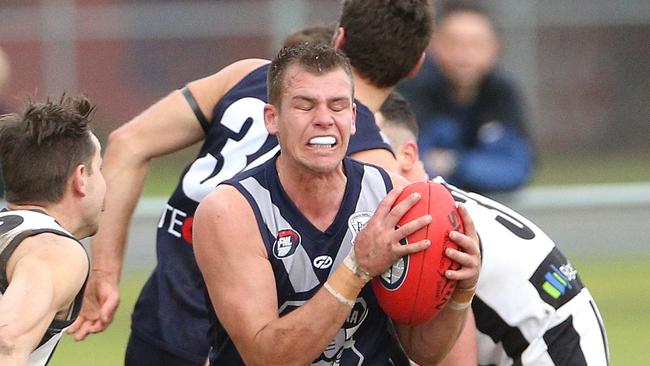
[106,125,151,164]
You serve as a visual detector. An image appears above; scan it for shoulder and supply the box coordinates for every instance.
[9,233,87,275]
[6,233,87,306]
[186,59,270,112]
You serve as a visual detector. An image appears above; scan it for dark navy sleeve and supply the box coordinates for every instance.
[348,101,393,156]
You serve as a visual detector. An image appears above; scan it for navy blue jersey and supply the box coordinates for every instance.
[208,155,398,365]
[131,64,392,363]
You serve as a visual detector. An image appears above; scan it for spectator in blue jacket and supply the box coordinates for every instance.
[398,1,533,194]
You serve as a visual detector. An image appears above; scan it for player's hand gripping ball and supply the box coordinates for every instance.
[372,181,463,325]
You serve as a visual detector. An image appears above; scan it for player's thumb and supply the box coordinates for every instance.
[100,294,120,324]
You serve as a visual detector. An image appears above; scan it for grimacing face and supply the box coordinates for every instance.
[431,11,499,89]
[266,64,356,175]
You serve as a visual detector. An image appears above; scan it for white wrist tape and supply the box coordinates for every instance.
[343,248,372,282]
[447,296,474,311]
[323,282,356,308]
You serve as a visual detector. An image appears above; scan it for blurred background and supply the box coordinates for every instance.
[0,0,648,365]
[1,0,649,183]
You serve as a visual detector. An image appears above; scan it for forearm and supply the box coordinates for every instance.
[240,264,367,366]
[91,130,151,280]
[398,288,475,365]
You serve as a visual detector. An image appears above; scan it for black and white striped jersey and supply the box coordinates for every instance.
[209,155,402,365]
[434,178,610,366]
[0,209,87,366]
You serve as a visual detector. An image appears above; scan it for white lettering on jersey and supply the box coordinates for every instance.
[182,97,267,203]
[158,204,190,239]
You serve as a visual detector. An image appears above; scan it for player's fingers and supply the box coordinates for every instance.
[86,319,107,334]
[71,321,91,341]
[73,319,104,341]
[457,204,477,240]
[393,238,430,257]
[449,230,480,255]
[394,214,431,242]
[445,247,479,269]
[387,191,422,226]
[100,295,120,324]
[445,265,479,282]
[67,316,84,334]
[374,186,405,217]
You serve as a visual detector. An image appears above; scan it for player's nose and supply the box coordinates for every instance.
[312,103,334,127]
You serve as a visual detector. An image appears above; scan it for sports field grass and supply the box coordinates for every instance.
[50,255,650,365]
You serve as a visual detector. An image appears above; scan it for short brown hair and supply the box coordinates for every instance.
[0,94,96,204]
[380,91,419,138]
[282,24,336,49]
[339,0,434,88]
[267,43,353,107]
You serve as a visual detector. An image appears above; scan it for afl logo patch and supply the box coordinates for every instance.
[273,229,301,259]
[378,237,409,290]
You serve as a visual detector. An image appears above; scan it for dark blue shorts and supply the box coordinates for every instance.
[125,332,204,366]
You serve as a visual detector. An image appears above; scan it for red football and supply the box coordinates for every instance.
[372,181,463,325]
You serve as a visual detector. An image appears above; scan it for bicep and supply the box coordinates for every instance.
[108,90,206,161]
[193,187,279,351]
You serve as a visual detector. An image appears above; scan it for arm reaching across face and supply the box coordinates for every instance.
[68,59,270,341]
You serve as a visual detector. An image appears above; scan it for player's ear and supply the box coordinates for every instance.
[407,52,426,78]
[399,141,420,170]
[333,27,346,50]
[350,102,357,135]
[70,164,88,197]
[264,103,279,135]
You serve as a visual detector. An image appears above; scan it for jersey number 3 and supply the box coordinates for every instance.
[182,97,268,203]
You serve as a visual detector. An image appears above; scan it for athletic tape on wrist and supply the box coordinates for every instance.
[446,299,472,311]
[343,249,372,282]
[455,284,477,292]
[323,281,356,308]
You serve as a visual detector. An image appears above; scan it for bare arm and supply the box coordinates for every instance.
[396,204,481,365]
[0,234,87,365]
[68,58,270,340]
[193,184,431,366]
[437,309,478,366]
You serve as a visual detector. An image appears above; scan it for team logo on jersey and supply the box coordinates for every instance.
[348,211,373,242]
[313,255,333,269]
[378,236,409,290]
[530,247,584,309]
[314,298,368,365]
[273,229,301,259]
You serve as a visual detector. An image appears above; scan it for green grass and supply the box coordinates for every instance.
[572,256,650,365]
[530,150,650,186]
[50,255,650,365]
[49,272,146,366]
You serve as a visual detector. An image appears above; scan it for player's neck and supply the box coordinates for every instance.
[352,72,393,113]
[7,201,82,236]
[451,84,479,106]
[276,158,346,231]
